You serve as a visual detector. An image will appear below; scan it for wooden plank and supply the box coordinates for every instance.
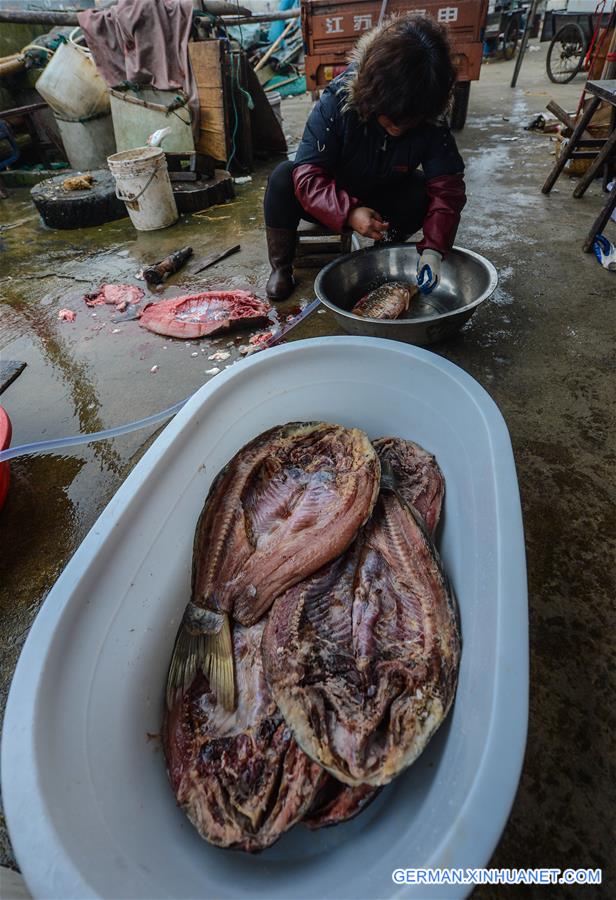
[0,361,26,396]
[189,40,229,161]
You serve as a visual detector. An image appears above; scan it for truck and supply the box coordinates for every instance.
[301,0,490,129]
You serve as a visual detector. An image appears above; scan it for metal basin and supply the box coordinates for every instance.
[314,243,498,345]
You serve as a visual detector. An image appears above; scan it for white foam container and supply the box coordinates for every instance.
[2,337,528,900]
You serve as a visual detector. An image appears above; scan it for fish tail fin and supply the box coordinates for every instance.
[379,459,398,492]
[166,605,235,711]
[203,614,235,710]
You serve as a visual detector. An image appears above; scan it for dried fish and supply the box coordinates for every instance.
[262,484,460,787]
[372,437,444,538]
[166,423,380,711]
[301,437,446,824]
[164,621,324,851]
[303,778,380,830]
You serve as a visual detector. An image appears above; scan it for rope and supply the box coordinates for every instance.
[224,39,254,172]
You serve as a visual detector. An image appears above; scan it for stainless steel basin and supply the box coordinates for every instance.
[314,243,498,345]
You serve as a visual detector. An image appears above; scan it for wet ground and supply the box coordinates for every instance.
[1,42,615,897]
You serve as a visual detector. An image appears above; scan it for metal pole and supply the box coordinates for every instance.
[221,10,301,24]
[0,6,300,27]
[510,0,541,88]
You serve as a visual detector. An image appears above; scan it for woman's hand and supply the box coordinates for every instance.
[347,207,389,241]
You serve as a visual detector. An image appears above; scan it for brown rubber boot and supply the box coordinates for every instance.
[265,226,296,301]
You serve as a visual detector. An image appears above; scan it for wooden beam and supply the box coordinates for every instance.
[0,6,299,27]
[546,100,576,132]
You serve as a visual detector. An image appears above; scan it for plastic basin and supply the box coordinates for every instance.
[0,405,12,511]
[1,337,528,900]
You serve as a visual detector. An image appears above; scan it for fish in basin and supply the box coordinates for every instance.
[351,281,418,320]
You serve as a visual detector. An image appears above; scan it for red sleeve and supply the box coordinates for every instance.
[292,164,359,233]
[417,173,466,258]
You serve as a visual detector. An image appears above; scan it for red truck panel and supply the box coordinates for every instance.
[302,0,488,89]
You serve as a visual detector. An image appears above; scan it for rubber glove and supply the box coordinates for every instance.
[592,233,616,272]
[417,249,442,295]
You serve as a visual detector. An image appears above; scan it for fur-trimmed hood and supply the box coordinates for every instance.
[338,18,388,112]
[337,15,450,125]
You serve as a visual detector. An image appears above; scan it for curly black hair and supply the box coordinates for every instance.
[349,15,457,124]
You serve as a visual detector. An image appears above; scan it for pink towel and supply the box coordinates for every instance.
[78,0,199,139]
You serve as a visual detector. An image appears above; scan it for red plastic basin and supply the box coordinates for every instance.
[0,405,12,511]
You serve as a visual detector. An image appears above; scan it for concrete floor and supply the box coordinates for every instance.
[1,42,615,897]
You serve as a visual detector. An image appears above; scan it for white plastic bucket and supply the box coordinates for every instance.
[36,42,110,120]
[107,146,178,231]
[55,112,116,171]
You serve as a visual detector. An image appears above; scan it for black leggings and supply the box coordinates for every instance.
[264,159,429,233]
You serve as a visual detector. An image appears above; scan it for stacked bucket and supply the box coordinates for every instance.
[35,41,116,171]
[36,41,177,231]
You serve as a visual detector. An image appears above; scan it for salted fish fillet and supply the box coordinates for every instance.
[302,436,446,823]
[166,422,380,710]
[262,488,460,787]
[303,777,380,829]
[372,437,444,538]
[192,422,380,625]
[163,621,324,852]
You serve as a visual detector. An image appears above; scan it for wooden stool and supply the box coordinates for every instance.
[542,79,616,252]
[295,219,352,267]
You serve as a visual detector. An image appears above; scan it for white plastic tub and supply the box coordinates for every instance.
[35,42,110,121]
[1,337,528,900]
[109,87,194,153]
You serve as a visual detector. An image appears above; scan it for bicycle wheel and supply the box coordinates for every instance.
[547,22,586,83]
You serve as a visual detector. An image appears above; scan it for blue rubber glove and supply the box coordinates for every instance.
[592,234,616,272]
[417,249,442,295]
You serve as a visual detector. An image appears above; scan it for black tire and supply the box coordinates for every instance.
[449,82,471,131]
[547,22,586,84]
[173,172,235,214]
[31,170,127,230]
[502,15,520,61]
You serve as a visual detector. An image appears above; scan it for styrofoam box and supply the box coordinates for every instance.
[2,337,528,900]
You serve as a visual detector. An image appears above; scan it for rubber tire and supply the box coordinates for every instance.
[31,170,127,230]
[449,82,471,132]
[547,22,586,84]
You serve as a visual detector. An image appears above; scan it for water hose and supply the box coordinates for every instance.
[0,396,190,464]
[0,298,321,465]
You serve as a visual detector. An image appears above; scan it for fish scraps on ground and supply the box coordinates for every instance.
[84,284,145,312]
[139,290,272,340]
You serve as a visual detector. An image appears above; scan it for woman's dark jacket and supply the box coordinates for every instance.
[292,72,466,256]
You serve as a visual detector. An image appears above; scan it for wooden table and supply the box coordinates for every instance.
[542,79,616,252]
